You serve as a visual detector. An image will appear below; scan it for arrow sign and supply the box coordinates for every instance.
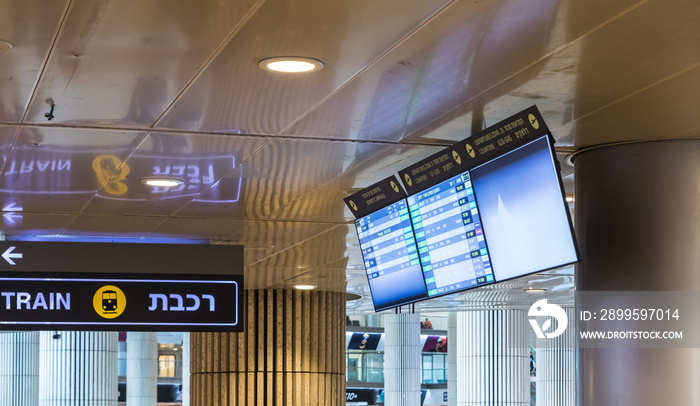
[3,212,21,225]
[2,203,23,212]
[2,246,23,265]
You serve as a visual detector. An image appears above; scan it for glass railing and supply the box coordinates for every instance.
[158,359,183,378]
[421,353,447,384]
[117,359,183,378]
[347,351,385,383]
[346,351,448,385]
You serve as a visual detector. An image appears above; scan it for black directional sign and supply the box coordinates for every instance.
[0,242,244,332]
[0,241,243,275]
[399,105,550,195]
[344,175,407,219]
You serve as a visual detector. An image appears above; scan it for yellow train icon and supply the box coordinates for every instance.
[102,290,118,313]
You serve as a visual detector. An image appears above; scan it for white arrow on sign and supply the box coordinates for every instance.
[2,246,23,265]
[2,203,22,212]
[3,212,21,225]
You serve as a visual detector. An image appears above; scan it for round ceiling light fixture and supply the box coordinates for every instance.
[523,287,548,293]
[141,177,185,188]
[293,284,317,290]
[259,56,324,73]
[0,40,12,56]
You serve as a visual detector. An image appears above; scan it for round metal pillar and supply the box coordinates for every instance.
[39,331,118,406]
[456,309,529,406]
[126,332,158,406]
[0,332,39,406]
[575,140,700,405]
[384,313,421,406]
[535,307,574,406]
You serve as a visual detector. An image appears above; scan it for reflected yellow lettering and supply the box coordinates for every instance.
[92,155,130,195]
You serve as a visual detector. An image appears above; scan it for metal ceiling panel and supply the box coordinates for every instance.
[23,0,262,125]
[571,66,700,147]
[64,214,166,236]
[566,0,700,125]
[176,138,391,219]
[251,224,350,270]
[150,217,248,240]
[0,0,68,122]
[267,143,445,222]
[283,0,563,141]
[0,127,145,213]
[157,0,453,134]
[226,221,343,265]
[82,132,267,216]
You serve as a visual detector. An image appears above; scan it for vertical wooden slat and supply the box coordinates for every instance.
[191,290,344,406]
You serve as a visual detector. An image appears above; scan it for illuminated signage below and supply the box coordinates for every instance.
[0,273,242,332]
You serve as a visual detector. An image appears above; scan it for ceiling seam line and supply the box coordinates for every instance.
[0,127,24,178]
[150,0,269,128]
[557,62,700,128]
[274,0,461,136]
[0,122,453,147]
[13,209,346,225]
[19,0,76,124]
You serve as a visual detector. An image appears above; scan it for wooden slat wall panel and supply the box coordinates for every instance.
[190,290,345,406]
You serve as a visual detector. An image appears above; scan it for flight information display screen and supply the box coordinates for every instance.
[355,199,428,311]
[406,172,493,298]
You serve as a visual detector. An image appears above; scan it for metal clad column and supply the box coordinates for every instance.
[39,331,118,406]
[384,313,421,406]
[457,310,529,406]
[535,307,574,406]
[447,313,457,406]
[575,141,700,405]
[182,332,190,406]
[190,289,346,406]
[126,332,158,406]
[0,332,39,406]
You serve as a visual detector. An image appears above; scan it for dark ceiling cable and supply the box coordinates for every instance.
[44,103,55,121]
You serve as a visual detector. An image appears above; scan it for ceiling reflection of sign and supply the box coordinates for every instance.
[92,155,130,195]
[0,273,242,332]
[2,203,22,226]
[0,148,241,203]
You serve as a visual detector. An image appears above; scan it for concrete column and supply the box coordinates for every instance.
[575,140,700,405]
[456,309,529,406]
[126,332,157,406]
[190,289,346,406]
[535,307,574,406]
[447,313,457,406]
[182,332,190,406]
[39,331,118,406]
[0,332,39,406]
[384,313,421,406]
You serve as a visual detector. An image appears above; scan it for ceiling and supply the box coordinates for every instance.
[0,0,697,313]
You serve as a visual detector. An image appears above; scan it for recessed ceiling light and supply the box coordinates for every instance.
[565,196,574,203]
[141,177,185,187]
[523,288,547,293]
[0,40,12,56]
[293,284,317,290]
[259,57,324,73]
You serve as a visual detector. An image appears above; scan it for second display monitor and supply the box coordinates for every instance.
[406,172,494,298]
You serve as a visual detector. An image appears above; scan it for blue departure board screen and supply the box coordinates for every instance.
[355,199,428,311]
[354,134,578,312]
[406,172,494,297]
